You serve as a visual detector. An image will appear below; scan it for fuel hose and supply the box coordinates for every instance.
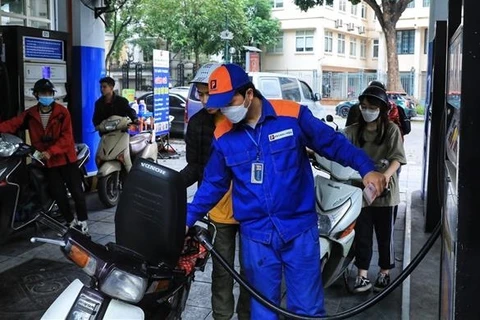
[193,222,441,319]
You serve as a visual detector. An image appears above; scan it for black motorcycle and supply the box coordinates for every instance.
[31,158,213,319]
[0,132,90,243]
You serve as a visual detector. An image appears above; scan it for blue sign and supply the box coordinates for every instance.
[152,50,170,136]
[24,37,64,61]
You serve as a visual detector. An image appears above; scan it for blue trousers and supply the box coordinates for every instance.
[241,226,326,319]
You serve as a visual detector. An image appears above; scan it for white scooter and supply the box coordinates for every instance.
[95,116,158,208]
[312,153,363,288]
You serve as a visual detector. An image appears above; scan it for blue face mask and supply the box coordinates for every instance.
[38,96,54,106]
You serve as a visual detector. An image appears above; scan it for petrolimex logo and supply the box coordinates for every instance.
[210,79,217,91]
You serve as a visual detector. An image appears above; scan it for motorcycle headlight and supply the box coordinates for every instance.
[0,141,18,157]
[100,268,148,303]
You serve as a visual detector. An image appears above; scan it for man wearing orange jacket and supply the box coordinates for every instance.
[180,64,250,320]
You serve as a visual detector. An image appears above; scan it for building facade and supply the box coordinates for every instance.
[263,0,430,103]
[0,0,56,30]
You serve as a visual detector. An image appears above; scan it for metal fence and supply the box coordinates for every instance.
[107,61,195,93]
[108,64,427,104]
[321,71,417,100]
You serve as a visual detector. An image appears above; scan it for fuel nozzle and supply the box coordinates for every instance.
[191,225,214,251]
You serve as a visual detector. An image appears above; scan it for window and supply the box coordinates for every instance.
[326,1,333,8]
[296,30,314,52]
[337,34,345,54]
[270,0,283,9]
[407,0,415,8]
[339,0,346,12]
[397,30,415,54]
[280,77,301,102]
[29,0,49,18]
[1,0,53,30]
[349,37,357,57]
[259,78,282,99]
[351,4,358,15]
[324,31,333,53]
[423,0,430,7]
[424,28,428,54]
[1,15,24,26]
[1,0,25,14]
[360,39,367,58]
[267,32,284,53]
[300,81,315,101]
[373,39,379,58]
[361,3,367,18]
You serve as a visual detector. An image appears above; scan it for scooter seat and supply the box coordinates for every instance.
[129,133,150,155]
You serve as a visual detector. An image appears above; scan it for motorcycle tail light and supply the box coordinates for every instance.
[68,244,97,276]
[338,221,356,240]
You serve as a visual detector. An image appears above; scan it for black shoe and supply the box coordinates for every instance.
[373,272,390,292]
[353,276,372,293]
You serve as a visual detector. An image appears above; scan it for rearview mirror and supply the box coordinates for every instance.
[314,93,321,101]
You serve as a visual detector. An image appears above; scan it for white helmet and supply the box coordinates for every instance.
[189,63,221,84]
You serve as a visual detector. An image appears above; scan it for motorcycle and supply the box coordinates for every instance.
[95,116,158,208]
[33,159,213,319]
[0,132,90,244]
[311,152,363,288]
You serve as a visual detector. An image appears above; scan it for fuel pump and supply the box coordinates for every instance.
[0,26,70,120]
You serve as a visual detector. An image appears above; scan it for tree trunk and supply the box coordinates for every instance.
[383,23,403,92]
[194,50,200,72]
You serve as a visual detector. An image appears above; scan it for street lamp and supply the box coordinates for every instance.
[220,29,234,63]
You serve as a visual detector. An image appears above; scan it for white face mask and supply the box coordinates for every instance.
[221,98,251,123]
[361,109,380,123]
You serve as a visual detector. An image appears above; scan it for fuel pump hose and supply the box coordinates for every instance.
[193,222,441,319]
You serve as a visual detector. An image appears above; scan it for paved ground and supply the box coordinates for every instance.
[0,108,440,319]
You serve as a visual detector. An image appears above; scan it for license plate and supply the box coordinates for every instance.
[67,287,105,320]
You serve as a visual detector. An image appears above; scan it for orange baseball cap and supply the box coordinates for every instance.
[205,64,250,108]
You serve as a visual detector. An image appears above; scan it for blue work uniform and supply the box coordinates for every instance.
[187,98,375,318]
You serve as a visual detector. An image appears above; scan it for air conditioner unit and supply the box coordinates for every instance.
[335,19,343,28]
[358,26,366,34]
[347,23,355,31]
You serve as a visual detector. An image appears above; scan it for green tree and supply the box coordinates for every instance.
[245,0,281,47]
[104,0,144,68]
[139,0,280,67]
[294,0,414,91]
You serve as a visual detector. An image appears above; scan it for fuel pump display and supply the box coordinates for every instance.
[0,26,70,121]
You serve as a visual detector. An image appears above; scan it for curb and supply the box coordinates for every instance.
[401,191,412,320]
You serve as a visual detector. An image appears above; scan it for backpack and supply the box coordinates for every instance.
[397,106,411,135]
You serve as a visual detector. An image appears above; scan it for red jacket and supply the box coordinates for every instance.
[0,103,77,168]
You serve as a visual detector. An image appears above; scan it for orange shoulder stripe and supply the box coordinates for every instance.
[214,115,233,139]
[269,100,301,118]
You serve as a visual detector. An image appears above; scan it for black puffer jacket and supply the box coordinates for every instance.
[180,108,216,187]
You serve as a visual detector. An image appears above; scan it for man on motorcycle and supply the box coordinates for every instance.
[92,77,137,128]
[185,64,387,319]
[0,79,89,234]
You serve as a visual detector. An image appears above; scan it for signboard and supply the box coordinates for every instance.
[23,36,64,61]
[249,52,260,72]
[152,49,170,136]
